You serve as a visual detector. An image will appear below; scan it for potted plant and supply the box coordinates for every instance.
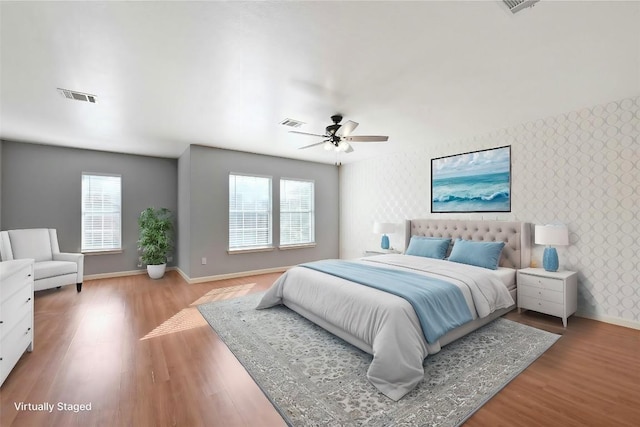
[138,207,173,279]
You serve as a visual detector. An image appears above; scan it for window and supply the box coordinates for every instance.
[229,174,272,250]
[280,179,315,246]
[81,173,122,252]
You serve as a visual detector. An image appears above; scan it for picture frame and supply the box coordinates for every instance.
[431,145,511,213]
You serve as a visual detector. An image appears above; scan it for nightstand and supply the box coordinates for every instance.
[517,268,577,327]
[363,248,402,256]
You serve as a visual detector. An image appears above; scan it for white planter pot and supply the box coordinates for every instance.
[147,263,167,279]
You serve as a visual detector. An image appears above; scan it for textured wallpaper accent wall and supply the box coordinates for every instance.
[340,96,639,325]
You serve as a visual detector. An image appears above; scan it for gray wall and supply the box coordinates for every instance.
[1,141,178,275]
[180,145,339,279]
[177,146,191,276]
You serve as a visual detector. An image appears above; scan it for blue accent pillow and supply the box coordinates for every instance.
[448,239,505,270]
[405,237,451,259]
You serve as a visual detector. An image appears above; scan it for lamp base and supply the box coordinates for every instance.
[381,234,390,250]
[542,247,559,272]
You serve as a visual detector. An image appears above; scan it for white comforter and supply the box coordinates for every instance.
[256,254,514,401]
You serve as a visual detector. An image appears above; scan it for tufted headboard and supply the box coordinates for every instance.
[405,219,531,269]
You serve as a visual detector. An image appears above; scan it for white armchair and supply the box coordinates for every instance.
[0,229,84,292]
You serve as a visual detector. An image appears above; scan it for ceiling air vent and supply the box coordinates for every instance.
[280,118,305,128]
[57,88,97,103]
[503,0,539,14]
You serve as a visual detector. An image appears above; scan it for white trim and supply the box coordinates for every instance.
[175,267,191,283]
[179,266,290,284]
[576,311,640,331]
[227,246,275,254]
[84,267,176,281]
[279,243,316,250]
[84,265,288,284]
[82,249,123,256]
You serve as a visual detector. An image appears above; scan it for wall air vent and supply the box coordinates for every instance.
[57,88,97,103]
[280,118,305,128]
[503,0,539,14]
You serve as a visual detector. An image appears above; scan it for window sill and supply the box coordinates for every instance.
[279,243,316,250]
[82,249,123,256]
[227,246,275,255]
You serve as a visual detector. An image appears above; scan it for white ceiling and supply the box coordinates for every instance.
[1,1,638,165]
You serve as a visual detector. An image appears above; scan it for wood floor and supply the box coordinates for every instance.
[1,271,638,427]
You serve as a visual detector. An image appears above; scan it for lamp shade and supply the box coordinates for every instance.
[534,224,569,246]
[373,222,396,235]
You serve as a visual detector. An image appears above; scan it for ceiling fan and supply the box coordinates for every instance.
[290,115,389,153]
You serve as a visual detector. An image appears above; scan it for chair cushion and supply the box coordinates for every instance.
[8,229,53,262]
[34,261,77,280]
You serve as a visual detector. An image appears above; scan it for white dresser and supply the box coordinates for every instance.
[517,268,578,327]
[1,259,35,387]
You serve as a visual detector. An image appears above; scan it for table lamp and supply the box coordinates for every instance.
[534,224,569,272]
[373,222,395,250]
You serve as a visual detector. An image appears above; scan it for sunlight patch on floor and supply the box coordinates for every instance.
[189,283,256,306]
[141,283,256,340]
[141,307,208,340]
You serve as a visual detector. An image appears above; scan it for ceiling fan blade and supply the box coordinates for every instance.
[344,135,389,143]
[289,130,328,138]
[298,141,327,150]
[336,120,359,137]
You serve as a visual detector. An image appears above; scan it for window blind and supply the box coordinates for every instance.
[280,179,315,246]
[229,174,272,249]
[81,173,122,251]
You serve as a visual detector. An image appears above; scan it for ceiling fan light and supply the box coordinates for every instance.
[323,142,333,151]
[338,141,349,151]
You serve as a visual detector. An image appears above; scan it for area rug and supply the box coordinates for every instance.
[198,292,560,426]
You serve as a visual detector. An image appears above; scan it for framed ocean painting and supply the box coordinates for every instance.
[431,145,511,213]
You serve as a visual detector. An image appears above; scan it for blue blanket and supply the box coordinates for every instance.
[299,260,473,344]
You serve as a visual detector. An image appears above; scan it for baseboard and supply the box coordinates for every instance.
[174,267,191,283]
[576,312,640,330]
[84,266,286,284]
[84,267,176,281]
[179,266,290,284]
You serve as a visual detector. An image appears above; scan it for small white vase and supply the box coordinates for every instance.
[147,263,167,279]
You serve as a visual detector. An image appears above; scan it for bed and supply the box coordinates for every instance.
[257,219,531,401]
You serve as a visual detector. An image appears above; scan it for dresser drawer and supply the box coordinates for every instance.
[0,312,33,385]
[0,285,33,338]
[0,265,33,300]
[519,295,564,317]
[518,285,564,304]
[518,273,563,292]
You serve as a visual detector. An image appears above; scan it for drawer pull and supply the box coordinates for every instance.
[26,327,32,334]
[27,297,32,302]
[28,274,32,277]
[0,320,3,324]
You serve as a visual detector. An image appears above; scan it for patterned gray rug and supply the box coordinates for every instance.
[198,292,560,426]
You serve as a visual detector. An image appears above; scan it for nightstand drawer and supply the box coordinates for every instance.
[0,285,33,338]
[519,295,564,317]
[0,266,33,301]
[518,274,563,292]
[0,311,33,385]
[519,285,563,304]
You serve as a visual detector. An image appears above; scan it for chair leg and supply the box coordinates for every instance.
[77,283,82,292]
